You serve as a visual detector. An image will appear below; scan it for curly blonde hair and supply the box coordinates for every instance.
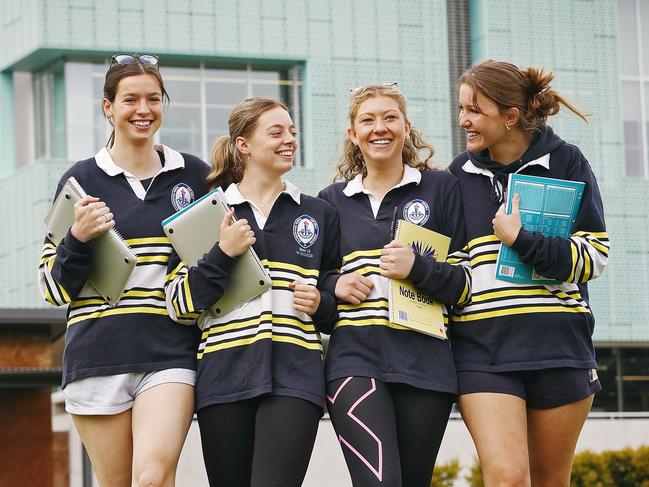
[334,84,437,182]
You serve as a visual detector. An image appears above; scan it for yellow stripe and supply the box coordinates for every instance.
[272,278,294,288]
[126,237,170,245]
[266,261,319,277]
[123,289,165,299]
[337,299,389,311]
[137,255,169,264]
[202,313,273,338]
[57,283,71,303]
[166,262,185,280]
[342,249,382,266]
[589,241,609,255]
[567,241,578,283]
[471,253,497,266]
[582,246,592,282]
[68,307,168,325]
[471,288,582,303]
[452,305,589,322]
[199,331,273,357]
[44,286,57,306]
[271,335,322,350]
[183,277,194,313]
[43,243,56,250]
[335,317,409,331]
[47,256,56,271]
[70,289,167,308]
[273,316,316,332]
[457,281,469,305]
[469,235,499,247]
[348,265,380,276]
[573,231,609,239]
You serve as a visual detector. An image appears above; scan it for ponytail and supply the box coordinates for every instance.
[206,136,243,190]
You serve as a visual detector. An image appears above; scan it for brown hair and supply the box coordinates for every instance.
[103,62,169,148]
[334,84,437,182]
[206,97,289,190]
[458,59,588,132]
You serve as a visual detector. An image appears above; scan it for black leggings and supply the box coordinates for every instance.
[326,377,453,487]
[197,394,322,487]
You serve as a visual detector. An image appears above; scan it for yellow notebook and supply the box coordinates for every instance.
[388,219,450,340]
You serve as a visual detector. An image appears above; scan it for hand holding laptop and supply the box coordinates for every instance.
[218,208,256,257]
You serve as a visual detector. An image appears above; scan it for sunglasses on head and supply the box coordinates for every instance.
[109,54,160,69]
[349,82,399,93]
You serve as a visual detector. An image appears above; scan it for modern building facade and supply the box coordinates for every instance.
[1,0,648,483]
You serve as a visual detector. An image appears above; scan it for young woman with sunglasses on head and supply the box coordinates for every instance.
[38,54,207,486]
[317,84,471,487]
[450,59,609,486]
[165,97,339,487]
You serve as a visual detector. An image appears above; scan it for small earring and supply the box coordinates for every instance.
[505,124,511,131]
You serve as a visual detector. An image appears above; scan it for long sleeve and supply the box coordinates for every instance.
[511,153,609,283]
[309,204,341,334]
[164,243,237,324]
[407,178,471,306]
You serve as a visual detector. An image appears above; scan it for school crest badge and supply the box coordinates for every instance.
[403,199,430,226]
[171,183,194,211]
[293,215,319,249]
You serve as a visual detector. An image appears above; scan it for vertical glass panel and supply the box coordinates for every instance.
[592,347,618,412]
[205,81,248,105]
[13,72,34,166]
[622,81,644,176]
[165,79,201,104]
[618,0,639,76]
[620,348,649,411]
[160,106,202,156]
[640,0,649,76]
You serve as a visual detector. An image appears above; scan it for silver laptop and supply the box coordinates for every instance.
[162,187,271,318]
[44,177,136,307]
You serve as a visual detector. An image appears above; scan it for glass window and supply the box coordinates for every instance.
[619,0,639,76]
[61,60,303,164]
[593,347,649,412]
[622,81,643,177]
[618,0,648,178]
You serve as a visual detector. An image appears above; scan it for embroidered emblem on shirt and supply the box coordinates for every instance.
[403,199,430,226]
[293,215,319,249]
[171,183,194,211]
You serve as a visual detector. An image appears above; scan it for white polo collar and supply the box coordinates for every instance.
[461,153,551,177]
[94,144,185,176]
[224,179,302,206]
[342,164,421,197]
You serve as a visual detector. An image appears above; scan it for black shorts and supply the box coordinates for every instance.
[457,367,602,409]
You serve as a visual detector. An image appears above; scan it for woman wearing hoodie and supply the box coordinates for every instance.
[450,60,609,487]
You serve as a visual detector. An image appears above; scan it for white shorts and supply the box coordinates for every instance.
[64,368,196,415]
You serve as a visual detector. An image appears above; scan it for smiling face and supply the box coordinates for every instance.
[348,94,411,168]
[103,73,163,145]
[458,83,512,159]
[237,106,297,177]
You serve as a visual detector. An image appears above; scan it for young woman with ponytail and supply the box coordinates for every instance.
[450,59,609,486]
[38,55,207,485]
[165,97,340,487]
[318,84,471,487]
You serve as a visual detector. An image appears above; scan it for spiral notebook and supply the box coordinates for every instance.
[388,219,450,340]
[161,187,272,319]
[43,177,136,306]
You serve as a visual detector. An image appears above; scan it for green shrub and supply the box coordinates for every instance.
[431,459,460,487]
[461,447,649,486]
